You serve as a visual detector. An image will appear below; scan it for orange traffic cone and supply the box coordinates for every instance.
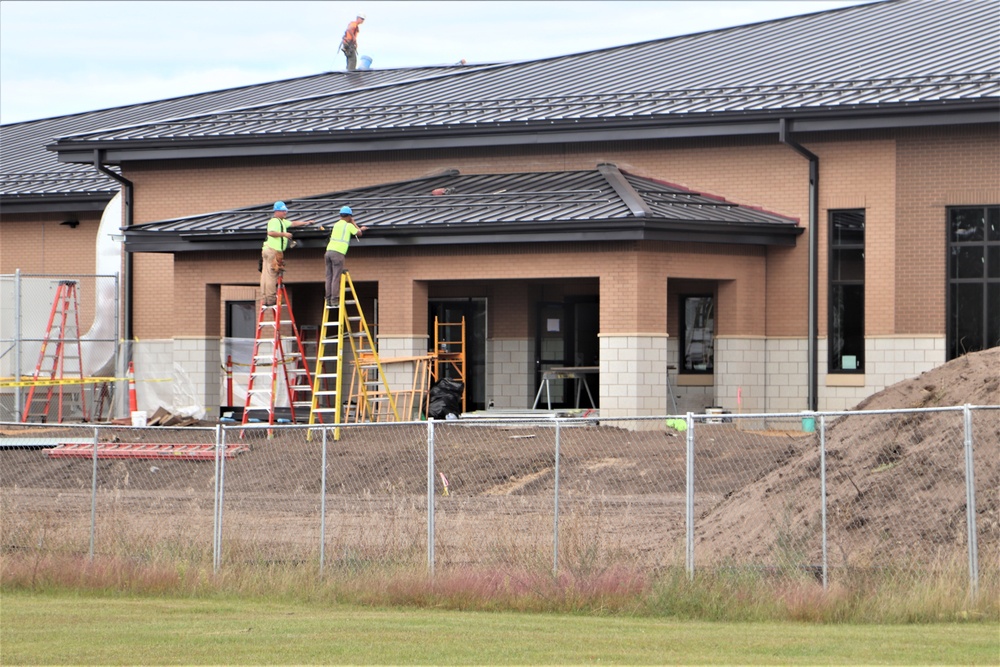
[127,361,138,413]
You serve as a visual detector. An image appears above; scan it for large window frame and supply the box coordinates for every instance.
[828,209,865,374]
[947,205,1000,360]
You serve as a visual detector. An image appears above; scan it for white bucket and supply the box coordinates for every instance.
[705,407,724,424]
[130,410,147,427]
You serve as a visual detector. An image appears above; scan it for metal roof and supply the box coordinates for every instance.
[123,164,802,253]
[0,65,491,206]
[51,0,1000,159]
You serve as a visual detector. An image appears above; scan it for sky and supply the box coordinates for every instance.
[0,0,871,124]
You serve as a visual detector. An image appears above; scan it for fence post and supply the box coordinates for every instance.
[427,418,435,576]
[89,425,99,560]
[819,414,828,591]
[213,424,225,573]
[962,404,979,597]
[685,412,695,580]
[320,428,328,574]
[553,418,561,575]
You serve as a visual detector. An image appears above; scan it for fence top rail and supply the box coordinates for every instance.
[3,404,996,433]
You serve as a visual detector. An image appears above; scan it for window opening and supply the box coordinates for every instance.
[828,209,865,373]
[680,295,714,373]
[947,206,1000,359]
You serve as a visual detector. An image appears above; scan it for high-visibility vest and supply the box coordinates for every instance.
[263,216,289,252]
[326,218,357,254]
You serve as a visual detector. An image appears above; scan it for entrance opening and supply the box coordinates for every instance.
[534,297,599,409]
[429,298,487,411]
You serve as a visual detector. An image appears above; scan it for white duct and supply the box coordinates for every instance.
[82,190,122,377]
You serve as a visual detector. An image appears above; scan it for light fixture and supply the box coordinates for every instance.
[60,219,80,229]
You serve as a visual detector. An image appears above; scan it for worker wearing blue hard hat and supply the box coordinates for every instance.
[325,205,368,308]
[260,201,315,307]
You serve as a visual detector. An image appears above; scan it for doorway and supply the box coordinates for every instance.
[428,298,487,411]
[534,298,599,408]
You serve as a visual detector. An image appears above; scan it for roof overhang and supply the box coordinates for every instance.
[122,219,803,253]
[52,103,998,165]
[0,192,114,214]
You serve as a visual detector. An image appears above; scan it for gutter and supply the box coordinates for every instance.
[779,118,819,412]
[93,150,134,341]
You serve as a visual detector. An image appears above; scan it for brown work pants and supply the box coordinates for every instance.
[260,246,284,306]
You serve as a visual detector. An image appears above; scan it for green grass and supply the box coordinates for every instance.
[3,590,998,665]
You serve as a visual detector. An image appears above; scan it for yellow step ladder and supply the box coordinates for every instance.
[309,271,399,438]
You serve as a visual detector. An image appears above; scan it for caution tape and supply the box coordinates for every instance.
[0,375,173,388]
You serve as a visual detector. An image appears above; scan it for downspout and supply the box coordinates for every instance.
[779,119,819,412]
[93,150,134,341]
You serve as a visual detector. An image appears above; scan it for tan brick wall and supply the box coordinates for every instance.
[1,212,102,275]
[895,125,1000,334]
[13,125,995,347]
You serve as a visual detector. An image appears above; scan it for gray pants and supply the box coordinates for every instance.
[325,251,346,303]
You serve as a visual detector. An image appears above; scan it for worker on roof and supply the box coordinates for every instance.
[340,12,366,71]
[325,206,368,308]
[260,201,315,308]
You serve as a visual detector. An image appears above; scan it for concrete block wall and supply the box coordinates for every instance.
[714,337,770,413]
[172,337,221,419]
[599,334,668,417]
[489,338,532,409]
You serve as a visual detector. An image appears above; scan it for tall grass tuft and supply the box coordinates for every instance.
[3,549,996,623]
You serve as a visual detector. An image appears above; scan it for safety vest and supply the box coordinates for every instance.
[326,218,357,254]
[263,216,289,252]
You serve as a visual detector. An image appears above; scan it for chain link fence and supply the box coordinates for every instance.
[2,406,996,591]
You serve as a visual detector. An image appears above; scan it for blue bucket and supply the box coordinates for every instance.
[359,55,373,70]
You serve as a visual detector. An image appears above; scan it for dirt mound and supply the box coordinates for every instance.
[695,347,1000,565]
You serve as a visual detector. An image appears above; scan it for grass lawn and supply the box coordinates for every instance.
[2,591,997,665]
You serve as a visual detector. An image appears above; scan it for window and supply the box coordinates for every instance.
[828,209,865,373]
[680,295,714,373]
[947,206,1000,359]
[225,301,257,339]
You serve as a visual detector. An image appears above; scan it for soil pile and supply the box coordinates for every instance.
[695,347,999,565]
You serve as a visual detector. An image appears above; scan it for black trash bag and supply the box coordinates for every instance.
[427,378,464,419]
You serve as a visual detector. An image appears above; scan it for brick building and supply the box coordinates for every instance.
[3,0,998,419]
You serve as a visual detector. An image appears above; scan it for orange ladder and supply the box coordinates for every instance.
[22,280,89,423]
[241,279,318,433]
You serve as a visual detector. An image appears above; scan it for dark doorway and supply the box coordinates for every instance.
[534,297,599,409]
[428,299,487,411]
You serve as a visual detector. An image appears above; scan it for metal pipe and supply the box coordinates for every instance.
[93,151,135,341]
[820,414,828,591]
[685,411,695,579]
[779,119,820,411]
[427,419,435,576]
[963,404,979,596]
[553,419,561,575]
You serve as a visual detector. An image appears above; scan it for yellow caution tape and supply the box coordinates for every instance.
[0,375,173,388]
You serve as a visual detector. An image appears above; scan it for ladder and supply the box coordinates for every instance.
[241,279,317,432]
[22,280,89,423]
[432,315,467,413]
[309,271,398,437]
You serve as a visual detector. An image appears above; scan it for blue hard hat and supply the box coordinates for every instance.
[340,206,353,215]
[273,201,288,212]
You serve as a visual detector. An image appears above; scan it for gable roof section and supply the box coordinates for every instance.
[53,0,1000,163]
[123,164,802,253]
[0,65,491,208]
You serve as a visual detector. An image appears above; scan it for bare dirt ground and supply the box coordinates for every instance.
[2,347,997,569]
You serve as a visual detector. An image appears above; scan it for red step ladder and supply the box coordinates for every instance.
[22,280,89,423]
[241,279,319,434]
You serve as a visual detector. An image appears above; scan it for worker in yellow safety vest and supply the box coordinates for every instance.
[325,205,367,308]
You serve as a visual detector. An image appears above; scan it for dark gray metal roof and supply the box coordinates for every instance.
[123,164,802,253]
[0,65,490,207]
[52,0,1000,161]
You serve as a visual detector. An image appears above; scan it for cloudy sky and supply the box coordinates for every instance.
[1,0,869,124]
